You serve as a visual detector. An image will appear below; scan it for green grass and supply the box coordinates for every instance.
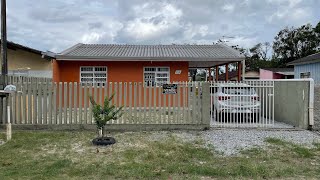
[0,131,320,179]
[265,137,315,158]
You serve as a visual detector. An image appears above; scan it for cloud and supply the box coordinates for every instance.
[88,22,103,30]
[267,0,302,7]
[222,4,235,12]
[117,2,183,42]
[266,0,312,26]
[230,36,259,49]
[4,0,320,52]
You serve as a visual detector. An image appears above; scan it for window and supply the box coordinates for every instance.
[300,72,311,79]
[144,67,170,86]
[80,66,107,86]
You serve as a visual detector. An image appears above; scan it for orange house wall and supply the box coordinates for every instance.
[52,60,189,107]
[53,60,188,83]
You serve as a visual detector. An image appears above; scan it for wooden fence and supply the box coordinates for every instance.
[0,81,210,130]
[7,75,52,84]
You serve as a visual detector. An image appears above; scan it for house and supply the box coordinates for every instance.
[287,52,320,84]
[260,68,294,79]
[217,70,259,81]
[53,43,245,84]
[0,41,53,77]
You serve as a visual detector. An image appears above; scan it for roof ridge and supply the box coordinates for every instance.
[218,43,244,57]
[60,43,83,55]
[80,43,221,46]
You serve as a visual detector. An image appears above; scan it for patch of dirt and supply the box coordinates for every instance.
[71,142,86,154]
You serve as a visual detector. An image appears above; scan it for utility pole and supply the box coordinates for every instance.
[0,0,7,89]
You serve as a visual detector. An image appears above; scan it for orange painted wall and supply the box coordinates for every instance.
[52,60,190,107]
[53,60,188,83]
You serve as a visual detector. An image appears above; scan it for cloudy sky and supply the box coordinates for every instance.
[5,0,320,52]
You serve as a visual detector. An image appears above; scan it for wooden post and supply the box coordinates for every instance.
[225,63,229,82]
[208,68,211,81]
[1,0,8,90]
[242,60,246,81]
[215,66,219,81]
[237,62,242,82]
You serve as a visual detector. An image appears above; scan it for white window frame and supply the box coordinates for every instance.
[143,67,170,87]
[80,66,107,86]
[300,72,311,79]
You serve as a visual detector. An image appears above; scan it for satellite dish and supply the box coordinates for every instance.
[4,85,16,92]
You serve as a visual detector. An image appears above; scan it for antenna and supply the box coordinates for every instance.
[221,36,235,43]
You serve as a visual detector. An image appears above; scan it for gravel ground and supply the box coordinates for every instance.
[122,129,320,156]
[123,129,320,156]
[203,129,320,156]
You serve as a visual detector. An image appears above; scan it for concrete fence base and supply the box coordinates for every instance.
[0,124,210,132]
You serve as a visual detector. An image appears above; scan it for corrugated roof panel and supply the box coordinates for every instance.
[58,43,244,59]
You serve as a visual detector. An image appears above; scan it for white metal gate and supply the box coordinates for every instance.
[210,80,274,128]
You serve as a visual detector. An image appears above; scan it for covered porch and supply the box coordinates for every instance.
[189,60,245,82]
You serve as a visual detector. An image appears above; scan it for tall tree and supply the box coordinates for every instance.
[273,22,320,66]
[232,43,274,71]
[250,42,271,61]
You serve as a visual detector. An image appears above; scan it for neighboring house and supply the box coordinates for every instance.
[217,70,259,81]
[53,43,244,84]
[287,52,320,84]
[0,41,53,78]
[260,68,294,79]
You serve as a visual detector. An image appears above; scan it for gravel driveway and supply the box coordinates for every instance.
[203,129,320,156]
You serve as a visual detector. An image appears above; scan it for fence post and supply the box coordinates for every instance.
[201,82,210,129]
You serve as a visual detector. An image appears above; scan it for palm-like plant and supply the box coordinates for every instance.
[89,94,123,137]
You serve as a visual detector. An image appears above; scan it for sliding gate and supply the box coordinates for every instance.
[210,81,274,127]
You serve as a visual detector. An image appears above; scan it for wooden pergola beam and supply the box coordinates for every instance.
[215,66,219,81]
[237,62,242,82]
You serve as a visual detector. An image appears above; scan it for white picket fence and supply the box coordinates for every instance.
[0,81,209,127]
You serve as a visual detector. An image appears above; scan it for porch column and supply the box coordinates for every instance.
[237,61,242,82]
[208,67,211,81]
[225,63,229,82]
[215,66,219,81]
[242,60,246,81]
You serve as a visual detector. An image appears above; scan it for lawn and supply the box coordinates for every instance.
[0,131,320,179]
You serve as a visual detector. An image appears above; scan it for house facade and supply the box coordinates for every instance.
[54,43,245,84]
[0,41,53,78]
[217,70,259,81]
[288,52,320,85]
[260,68,294,79]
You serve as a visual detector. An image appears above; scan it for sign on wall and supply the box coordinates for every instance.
[175,70,182,75]
[162,84,178,94]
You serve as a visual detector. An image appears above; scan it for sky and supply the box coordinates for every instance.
[5,0,320,53]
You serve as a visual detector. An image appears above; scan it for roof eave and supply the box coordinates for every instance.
[287,59,320,66]
[55,56,245,61]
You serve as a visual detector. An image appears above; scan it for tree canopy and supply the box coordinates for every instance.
[236,21,320,71]
[273,22,320,66]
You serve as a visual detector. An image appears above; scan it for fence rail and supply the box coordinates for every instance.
[6,75,52,85]
[1,81,209,128]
